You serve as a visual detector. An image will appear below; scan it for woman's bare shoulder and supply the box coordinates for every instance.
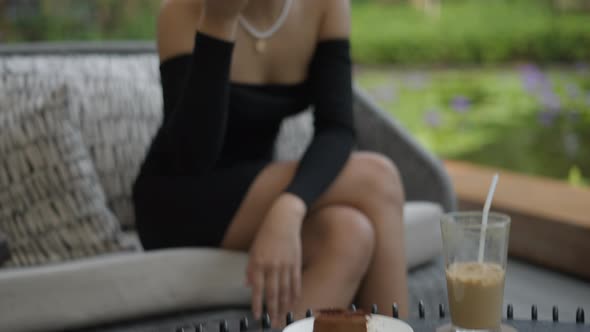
[312,0,351,40]
[157,0,203,62]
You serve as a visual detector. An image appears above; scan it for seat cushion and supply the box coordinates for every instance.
[0,201,443,331]
[0,249,251,332]
[70,259,447,331]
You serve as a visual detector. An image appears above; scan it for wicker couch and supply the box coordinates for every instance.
[0,41,456,332]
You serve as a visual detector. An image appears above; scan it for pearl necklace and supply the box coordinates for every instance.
[238,0,293,53]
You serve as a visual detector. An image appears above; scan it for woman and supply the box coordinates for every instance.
[133,0,408,325]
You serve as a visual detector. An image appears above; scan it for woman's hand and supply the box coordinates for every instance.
[247,193,306,326]
[199,0,249,39]
[202,0,249,22]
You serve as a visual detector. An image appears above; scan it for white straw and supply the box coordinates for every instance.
[478,173,499,263]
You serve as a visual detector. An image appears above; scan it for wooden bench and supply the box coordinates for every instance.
[444,160,590,280]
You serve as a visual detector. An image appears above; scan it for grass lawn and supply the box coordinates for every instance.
[355,64,590,186]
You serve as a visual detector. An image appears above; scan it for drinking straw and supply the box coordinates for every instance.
[478,173,499,263]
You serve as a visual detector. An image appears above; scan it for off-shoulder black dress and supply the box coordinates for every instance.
[132,33,355,249]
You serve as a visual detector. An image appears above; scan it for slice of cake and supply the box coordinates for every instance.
[312,309,368,332]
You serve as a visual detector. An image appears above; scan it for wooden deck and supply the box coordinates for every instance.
[444,160,590,281]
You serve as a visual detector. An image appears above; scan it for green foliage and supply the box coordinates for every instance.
[2,0,159,42]
[356,65,590,185]
[351,0,590,64]
[3,0,589,66]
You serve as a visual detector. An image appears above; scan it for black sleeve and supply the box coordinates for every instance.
[284,39,356,207]
[0,232,9,267]
[145,32,234,175]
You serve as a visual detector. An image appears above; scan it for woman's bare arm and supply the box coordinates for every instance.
[157,0,247,61]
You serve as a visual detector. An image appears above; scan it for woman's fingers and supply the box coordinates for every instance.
[249,265,265,319]
[279,267,291,317]
[265,267,280,325]
[291,264,301,301]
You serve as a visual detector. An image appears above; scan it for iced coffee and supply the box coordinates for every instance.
[446,262,505,330]
[440,212,511,332]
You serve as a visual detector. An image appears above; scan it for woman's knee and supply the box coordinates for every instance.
[311,207,375,272]
[350,152,405,207]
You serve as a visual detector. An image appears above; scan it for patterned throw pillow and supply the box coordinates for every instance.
[70,76,162,230]
[0,56,163,230]
[0,84,132,267]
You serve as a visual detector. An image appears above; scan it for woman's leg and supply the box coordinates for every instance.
[221,162,373,321]
[319,154,408,317]
[295,206,374,318]
[221,151,408,317]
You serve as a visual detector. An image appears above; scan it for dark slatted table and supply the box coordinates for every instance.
[80,303,587,332]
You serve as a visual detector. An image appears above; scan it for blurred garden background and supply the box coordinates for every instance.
[1,0,589,186]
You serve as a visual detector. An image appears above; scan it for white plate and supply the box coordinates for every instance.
[283,314,414,332]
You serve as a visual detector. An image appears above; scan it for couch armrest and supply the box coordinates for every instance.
[353,86,457,212]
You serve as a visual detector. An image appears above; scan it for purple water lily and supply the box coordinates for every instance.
[538,90,561,111]
[520,64,558,106]
[424,109,442,128]
[520,64,546,93]
[451,95,471,113]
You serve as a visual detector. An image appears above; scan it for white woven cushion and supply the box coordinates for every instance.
[0,82,133,267]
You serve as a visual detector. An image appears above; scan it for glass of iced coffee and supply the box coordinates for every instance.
[440,212,511,332]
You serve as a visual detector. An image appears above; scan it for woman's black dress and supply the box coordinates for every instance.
[132,33,355,249]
